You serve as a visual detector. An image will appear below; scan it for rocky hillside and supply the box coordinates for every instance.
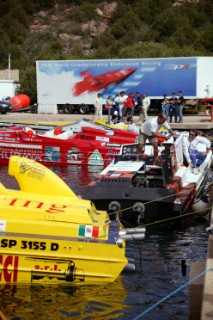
[26,0,210,55]
[29,2,118,55]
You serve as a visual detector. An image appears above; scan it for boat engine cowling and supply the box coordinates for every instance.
[116,227,146,248]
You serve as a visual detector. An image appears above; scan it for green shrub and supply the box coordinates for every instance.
[72,3,96,23]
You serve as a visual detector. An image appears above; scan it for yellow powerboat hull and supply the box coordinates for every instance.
[0,156,129,285]
[0,236,126,285]
[94,118,129,130]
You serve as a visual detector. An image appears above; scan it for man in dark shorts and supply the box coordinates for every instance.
[135,92,142,123]
[136,113,174,164]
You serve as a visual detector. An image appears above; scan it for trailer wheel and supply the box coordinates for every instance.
[77,104,89,114]
[31,104,38,113]
[63,104,74,114]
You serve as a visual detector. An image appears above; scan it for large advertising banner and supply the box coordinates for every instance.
[197,57,213,98]
[36,57,197,104]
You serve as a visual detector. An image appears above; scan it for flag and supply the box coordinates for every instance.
[78,225,99,238]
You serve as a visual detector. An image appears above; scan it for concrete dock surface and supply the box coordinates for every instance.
[0,112,213,130]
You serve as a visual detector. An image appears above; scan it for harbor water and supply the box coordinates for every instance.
[0,164,210,320]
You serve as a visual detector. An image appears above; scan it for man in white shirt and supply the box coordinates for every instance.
[93,93,103,120]
[182,129,211,174]
[141,93,151,122]
[136,113,174,164]
[114,92,122,116]
[120,91,128,118]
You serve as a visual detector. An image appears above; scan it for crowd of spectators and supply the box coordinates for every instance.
[93,90,184,124]
[160,91,185,123]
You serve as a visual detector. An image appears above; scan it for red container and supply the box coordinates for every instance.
[9,94,30,111]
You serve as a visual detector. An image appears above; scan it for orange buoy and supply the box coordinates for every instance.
[9,94,30,111]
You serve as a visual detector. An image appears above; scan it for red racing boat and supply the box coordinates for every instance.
[0,124,138,166]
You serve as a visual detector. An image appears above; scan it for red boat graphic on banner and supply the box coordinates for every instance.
[72,68,136,96]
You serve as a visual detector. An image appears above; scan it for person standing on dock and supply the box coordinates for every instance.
[105,95,114,123]
[120,91,128,118]
[161,93,169,117]
[136,113,174,165]
[135,92,143,123]
[123,92,135,123]
[177,91,184,123]
[182,129,211,174]
[114,92,122,116]
[141,93,151,122]
[169,92,178,123]
[93,93,103,120]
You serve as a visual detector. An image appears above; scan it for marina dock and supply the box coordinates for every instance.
[0,112,213,131]
[0,111,212,318]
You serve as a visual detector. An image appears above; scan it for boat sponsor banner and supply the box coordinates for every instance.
[0,142,42,149]
[37,57,197,104]
[96,136,109,142]
[45,146,60,162]
[111,161,144,172]
[0,220,6,231]
[197,57,213,98]
[0,255,19,282]
[0,151,42,162]
[88,150,104,166]
[106,131,114,136]
[66,152,83,164]
[106,143,121,148]
[78,225,99,238]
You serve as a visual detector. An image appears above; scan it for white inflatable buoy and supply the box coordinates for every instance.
[192,195,209,216]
